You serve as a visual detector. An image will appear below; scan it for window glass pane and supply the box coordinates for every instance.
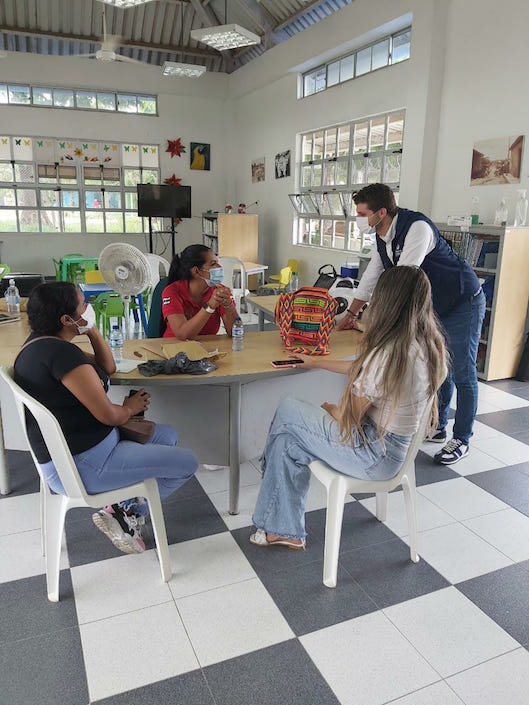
[384,153,402,183]
[304,73,316,97]
[104,192,121,209]
[76,91,97,109]
[351,156,366,184]
[85,211,104,232]
[353,122,368,154]
[102,167,121,185]
[312,163,322,187]
[309,219,321,246]
[16,189,37,207]
[367,155,382,182]
[356,47,371,76]
[369,116,386,152]
[340,55,354,82]
[40,189,60,208]
[322,220,333,248]
[83,167,102,185]
[337,126,350,156]
[392,30,411,63]
[61,190,80,208]
[0,163,13,181]
[85,191,103,209]
[38,164,57,183]
[63,211,82,232]
[141,169,158,184]
[19,211,39,231]
[0,209,17,231]
[372,39,389,70]
[41,210,60,231]
[314,67,326,93]
[97,92,116,111]
[336,160,348,185]
[302,134,313,162]
[8,85,31,104]
[334,220,346,249]
[137,96,156,114]
[387,111,404,149]
[125,192,137,210]
[320,194,332,216]
[14,164,35,183]
[324,163,336,186]
[104,212,124,232]
[58,166,77,184]
[33,87,53,106]
[324,129,337,159]
[313,132,324,160]
[327,61,340,87]
[125,213,144,232]
[348,221,360,250]
[327,192,344,216]
[0,85,7,104]
[301,164,312,188]
[0,188,16,205]
[117,94,138,113]
[124,169,142,187]
[53,89,74,108]
[298,218,309,245]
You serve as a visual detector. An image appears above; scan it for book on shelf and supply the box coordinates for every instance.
[459,233,499,268]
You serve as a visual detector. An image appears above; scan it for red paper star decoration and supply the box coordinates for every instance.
[166,138,186,158]
[164,174,182,186]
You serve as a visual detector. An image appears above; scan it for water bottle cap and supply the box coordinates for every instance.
[112,325,119,330]
[9,278,15,286]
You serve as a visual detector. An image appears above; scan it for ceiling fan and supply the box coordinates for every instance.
[77,9,144,65]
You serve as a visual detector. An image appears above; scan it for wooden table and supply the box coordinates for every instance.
[246,294,279,330]
[0,326,361,513]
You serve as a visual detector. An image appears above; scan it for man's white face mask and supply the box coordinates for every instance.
[356,210,383,235]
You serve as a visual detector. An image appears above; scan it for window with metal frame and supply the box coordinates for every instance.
[302,28,411,98]
[290,110,404,251]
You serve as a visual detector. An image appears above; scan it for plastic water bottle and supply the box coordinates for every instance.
[5,278,20,316]
[109,325,124,362]
[232,317,244,351]
[290,271,299,292]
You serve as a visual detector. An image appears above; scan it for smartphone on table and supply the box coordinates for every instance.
[270,358,304,368]
[128,389,145,417]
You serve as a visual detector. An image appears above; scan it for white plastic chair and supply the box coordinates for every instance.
[0,366,171,602]
[218,256,248,313]
[309,397,434,588]
[144,253,170,290]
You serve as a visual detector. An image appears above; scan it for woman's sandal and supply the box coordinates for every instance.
[249,528,306,551]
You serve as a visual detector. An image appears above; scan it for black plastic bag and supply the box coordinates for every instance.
[138,352,217,377]
[313,264,338,289]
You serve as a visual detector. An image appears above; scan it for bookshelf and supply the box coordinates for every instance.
[201,213,260,288]
[436,224,529,381]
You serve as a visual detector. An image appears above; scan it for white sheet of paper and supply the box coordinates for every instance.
[116,359,139,373]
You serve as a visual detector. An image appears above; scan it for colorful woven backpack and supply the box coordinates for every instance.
[275,286,338,355]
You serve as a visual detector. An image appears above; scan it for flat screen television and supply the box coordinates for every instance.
[137,184,191,218]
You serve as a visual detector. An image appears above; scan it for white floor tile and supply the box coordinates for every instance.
[300,611,438,705]
[417,478,508,520]
[387,681,464,705]
[208,483,262,530]
[0,528,68,584]
[463,508,529,563]
[476,384,529,410]
[475,399,504,415]
[0,492,41,536]
[360,490,455,537]
[168,532,256,599]
[409,523,512,583]
[384,586,518,677]
[420,442,506,475]
[176,578,293,666]
[447,648,529,705]
[196,460,261,495]
[450,419,503,442]
[71,550,173,624]
[473,435,529,466]
[80,602,198,702]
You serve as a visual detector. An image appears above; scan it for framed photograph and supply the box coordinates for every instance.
[275,150,291,179]
[471,135,524,185]
[190,142,210,171]
[251,157,265,183]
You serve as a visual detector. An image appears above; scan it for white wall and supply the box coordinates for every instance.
[0,52,229,274]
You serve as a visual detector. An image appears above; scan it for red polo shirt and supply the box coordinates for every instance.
[161,279,226,337]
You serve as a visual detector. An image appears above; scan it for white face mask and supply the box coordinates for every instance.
[69,303,96,334]
[356,212,383,235]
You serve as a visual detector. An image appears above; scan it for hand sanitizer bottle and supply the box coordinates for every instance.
[493,198,508,226]
[514,189,528,227]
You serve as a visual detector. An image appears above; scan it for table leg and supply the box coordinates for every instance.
[0,404,10,495]
[229,381,241,515]
[258,310,265,332]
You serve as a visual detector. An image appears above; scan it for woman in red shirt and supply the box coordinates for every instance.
[162,244,237,339]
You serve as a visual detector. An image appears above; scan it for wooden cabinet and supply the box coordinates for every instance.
[437,223,529,381]
[202,213,259,288]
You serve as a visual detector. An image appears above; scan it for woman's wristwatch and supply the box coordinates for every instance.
[203,303,215,314]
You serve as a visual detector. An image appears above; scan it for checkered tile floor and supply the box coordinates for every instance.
[2,379,529,705]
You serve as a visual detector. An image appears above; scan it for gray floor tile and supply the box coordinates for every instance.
[0,626,88,705]
[0,570,77,643]
[65,513,133,567]
[511,430,529,446]
[256,558,377,635]
[204,639,340,705]
[467,465,529,517]
[476,407,529,436]
[456,561,529,646]
[93,670,215,705]
[486,379,529,393]
[155,491,227,545]
[339,538,450,609]
[0,450,40,498]
[305,501,397,553]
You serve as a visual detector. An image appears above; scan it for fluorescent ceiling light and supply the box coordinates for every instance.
[191,24,260,51]
[162,61,206,78]
[97,0,155,8]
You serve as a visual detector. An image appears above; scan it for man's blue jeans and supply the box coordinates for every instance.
[438,290,486,444]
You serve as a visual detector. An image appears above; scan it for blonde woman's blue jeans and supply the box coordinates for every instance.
[252,398,411,540]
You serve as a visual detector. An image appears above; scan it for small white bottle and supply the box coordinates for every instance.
[514,189,528,227]
[493,198,508,226]
[232,317,244,352]
[109,324,123,362]
[289,271,299,292]
[471,196,480,225]
[5,278,20,316]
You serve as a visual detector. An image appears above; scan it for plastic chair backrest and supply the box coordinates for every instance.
[145,253,170,290]
[218,256,247,291]
[147,276,168,338]
[286,259,299,274]
[0,366,89,501]
[94,292,124,316]
[278,266,292,287]
[84,270,104,283]
[0,263,10,278]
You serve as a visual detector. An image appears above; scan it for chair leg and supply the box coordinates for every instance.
[40,479,46,557]
[322,477,348,588]
[44,494,68,601]
[402,473,420,563]
[375,492,388,521]
[144,480,171,582]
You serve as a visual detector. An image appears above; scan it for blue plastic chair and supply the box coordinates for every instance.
[147,277,167,338]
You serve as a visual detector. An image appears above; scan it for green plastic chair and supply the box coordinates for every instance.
[0,263,11,278]
[93,292,124,339]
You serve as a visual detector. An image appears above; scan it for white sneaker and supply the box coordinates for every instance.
[434,438,469,465]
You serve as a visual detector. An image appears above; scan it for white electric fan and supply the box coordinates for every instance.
[98,243,151,338]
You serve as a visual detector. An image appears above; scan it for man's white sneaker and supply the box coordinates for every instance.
[434,438,469,465]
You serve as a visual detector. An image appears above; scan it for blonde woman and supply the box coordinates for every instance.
[250,266,447,550]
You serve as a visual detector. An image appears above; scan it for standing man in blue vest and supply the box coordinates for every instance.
[338,183,486,465]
